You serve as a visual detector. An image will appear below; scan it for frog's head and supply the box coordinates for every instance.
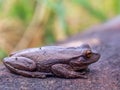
[70,44,100,71]
[83,50,100,64]
[80,44,100,65]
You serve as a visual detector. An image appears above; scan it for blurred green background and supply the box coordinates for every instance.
[0,0,120,60]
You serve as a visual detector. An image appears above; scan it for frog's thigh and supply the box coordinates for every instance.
[3,57,36,71]
[5,63,48,78]
[3,57,51,78]
[51,64,87,79]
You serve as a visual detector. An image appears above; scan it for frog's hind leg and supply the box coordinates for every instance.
[3,57,52,78]
[51,64,87,79]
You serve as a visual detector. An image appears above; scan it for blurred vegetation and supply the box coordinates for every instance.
[0,0,120,60]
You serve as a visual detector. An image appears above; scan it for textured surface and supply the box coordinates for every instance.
[0,18,120,90]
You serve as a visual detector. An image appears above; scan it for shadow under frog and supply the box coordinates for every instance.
[3,44,100,79]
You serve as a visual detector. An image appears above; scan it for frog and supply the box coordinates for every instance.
[3,44,100,79]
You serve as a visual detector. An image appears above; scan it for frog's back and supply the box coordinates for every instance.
[11,46,84,62]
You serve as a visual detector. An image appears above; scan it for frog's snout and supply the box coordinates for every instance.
[97,53,100,59]
[93,53,101,61]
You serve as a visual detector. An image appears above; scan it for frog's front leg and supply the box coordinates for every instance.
[51,64,87,79]
[70,57,89,74]
[3,57,52,78]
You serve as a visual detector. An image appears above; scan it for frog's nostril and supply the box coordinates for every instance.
[98,55,101,59]
[95,53,101,60]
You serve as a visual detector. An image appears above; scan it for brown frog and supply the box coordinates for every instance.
[3,44,100,79]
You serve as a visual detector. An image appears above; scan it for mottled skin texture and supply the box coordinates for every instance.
[3,44,100,78]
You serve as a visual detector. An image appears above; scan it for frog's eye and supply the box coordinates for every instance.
[86,50,92,58]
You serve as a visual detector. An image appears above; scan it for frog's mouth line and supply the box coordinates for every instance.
[82,53,100,64]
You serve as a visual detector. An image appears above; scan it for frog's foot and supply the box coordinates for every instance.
[76,68,90,75]
[3,57,52,78]
[51,64,88,79]
[82,68,90,73]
